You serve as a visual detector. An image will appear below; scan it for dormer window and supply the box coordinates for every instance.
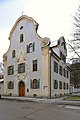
[20,34,24,43]
[58,40,60,45]
[61,42,66,50]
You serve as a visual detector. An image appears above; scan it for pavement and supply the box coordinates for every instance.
[1,95,80,106]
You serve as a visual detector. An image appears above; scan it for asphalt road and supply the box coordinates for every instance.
[0,99,80,120]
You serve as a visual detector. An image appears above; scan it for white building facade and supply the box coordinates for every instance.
[3,15,70,98]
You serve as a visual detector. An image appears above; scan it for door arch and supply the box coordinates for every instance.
[19,81,25,96]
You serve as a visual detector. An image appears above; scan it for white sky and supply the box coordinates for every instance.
[0,0,79,62]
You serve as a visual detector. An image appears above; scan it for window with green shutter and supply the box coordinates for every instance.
[18,63,25,73]
[26,45,29,53]
[8,81,14,89]
[30,79,40,89]
[8,65,14,75]
[26,42,35,53]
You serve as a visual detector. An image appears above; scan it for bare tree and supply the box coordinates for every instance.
[67,5,80,63]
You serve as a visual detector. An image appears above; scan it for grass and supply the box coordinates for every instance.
[66,95,80,101]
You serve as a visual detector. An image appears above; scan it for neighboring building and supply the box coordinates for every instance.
[0,62,4,95]
[70,58,80,88]
[3,15,70,98]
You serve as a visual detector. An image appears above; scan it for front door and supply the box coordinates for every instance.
[19,81,25,96]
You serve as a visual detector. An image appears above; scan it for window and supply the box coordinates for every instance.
[63,82,66,90]
[12,50,16,58]
[33,60,37,71]
[60,51,66,62]
[30,79,40,89]
[67,71,69,78]
[54,80,58,89]
[59,81,62,89]
[20,26,23,30]
[58,40,60,45]
[54,61,58,73]
[63,69,67,77]
[20,34,24,43]
[8,66,14,75]
[8,81,14,89]
[26,42,35,53]
[59,66,62,75]
[18,63,25,73]
[67,83,68,89]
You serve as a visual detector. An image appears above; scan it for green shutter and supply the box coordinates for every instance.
[30,79,32,89]
[33,42,35,51]
[26,45,29,53]
[12,66,14,74]
[37,79,40,89]
[23,63,25,72]
[18,64,20,73]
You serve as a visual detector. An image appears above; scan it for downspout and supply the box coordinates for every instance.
[50,51,51,98]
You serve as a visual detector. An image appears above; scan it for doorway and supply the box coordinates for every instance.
[19,81,25,96]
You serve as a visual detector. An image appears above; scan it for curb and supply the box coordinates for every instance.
[1,96,80,106]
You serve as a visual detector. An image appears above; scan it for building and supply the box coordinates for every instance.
[3,15,70,98]
[70,58,80,88]
[0,62,4,95]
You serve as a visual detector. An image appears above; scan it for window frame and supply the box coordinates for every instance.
[59,65,62,75]
[20,33,24,43]
[54,61,58,73]
[8,65,14,75]
[59,81,62,89]
[54,80,58,89]
[12,50,16,58]
[26,42,35,53]
[30,79,40,89]
[8,81,14,89]
[33,59,38,72]
[18,63,25,74]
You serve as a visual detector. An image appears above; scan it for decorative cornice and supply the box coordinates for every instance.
[41,37,51,48]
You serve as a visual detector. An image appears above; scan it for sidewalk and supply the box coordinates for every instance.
[1,95,80,106]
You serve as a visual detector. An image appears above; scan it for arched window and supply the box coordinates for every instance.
[26,42,35,53]
[30,79,40,89]
[20,34,24,43]
[54,80,58,89]
[29,43,33,52]
[12,50,16,58]
[59,81,62,89]
[33,79,37,89]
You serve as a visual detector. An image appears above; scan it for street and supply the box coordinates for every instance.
[0,99,80,120]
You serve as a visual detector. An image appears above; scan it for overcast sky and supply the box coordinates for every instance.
[0,0,79,62]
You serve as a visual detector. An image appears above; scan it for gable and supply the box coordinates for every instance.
[9,15,39,40]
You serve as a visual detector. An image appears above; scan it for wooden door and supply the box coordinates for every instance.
[19,81,25,96]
